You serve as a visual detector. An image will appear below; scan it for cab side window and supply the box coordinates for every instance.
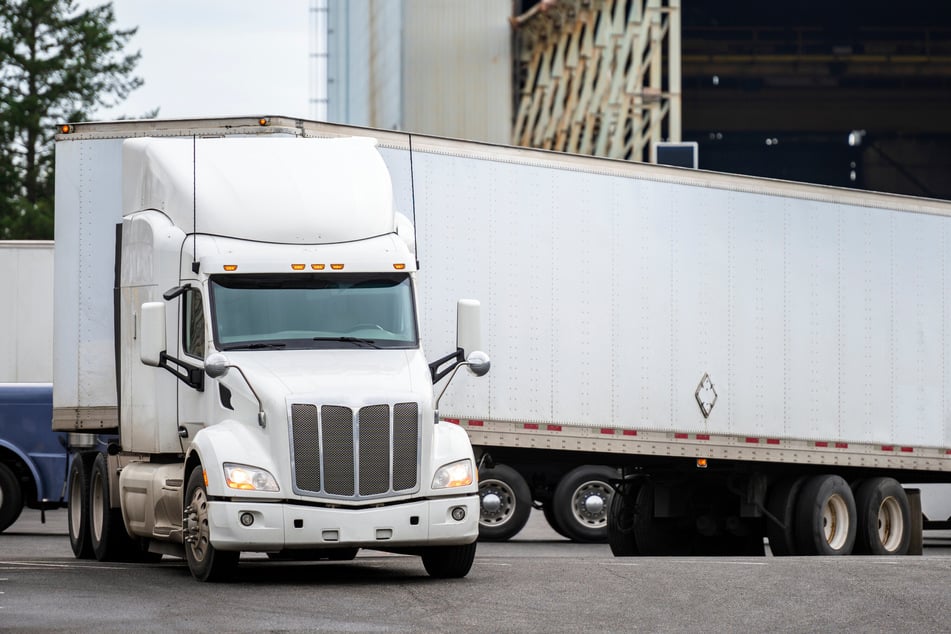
[183,288,205,358]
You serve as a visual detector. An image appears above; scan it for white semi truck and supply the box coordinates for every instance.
[53,118,489,581]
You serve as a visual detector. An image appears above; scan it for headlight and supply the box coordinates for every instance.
[223,463,279,492]
[432,459,473,489]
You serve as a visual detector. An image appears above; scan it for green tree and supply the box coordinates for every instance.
[0,0,142,239]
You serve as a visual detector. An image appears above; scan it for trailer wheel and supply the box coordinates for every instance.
[854,477,911,555]
[632,481,692,555]
[551,465,616,543]
[607,481,641,556]
[421,541,477,578]
[0,463,24,533]
[184,466,239,581]
[68,452,96,558]
[795,474,856,555]
[477,464,531,541]
[766,477,805,556]
[542,503,569,539]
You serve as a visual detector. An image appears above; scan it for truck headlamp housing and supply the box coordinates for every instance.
[223,463,279,492]
[432,459,473,489]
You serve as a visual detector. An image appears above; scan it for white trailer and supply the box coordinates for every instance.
[346,121,950,555]
[53,118,489,581]
[0,241,53,383]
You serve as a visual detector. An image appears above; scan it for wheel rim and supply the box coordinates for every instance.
[90,469,105,542]
[877,495,904,552]
[569,480,613,528]
[187,486,212,563]
[822,493,850,550]
[479,479,516,527]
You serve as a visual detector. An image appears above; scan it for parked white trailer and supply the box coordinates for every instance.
[356,122,951,555]
[53,118,489,581]
[0,241,53,383]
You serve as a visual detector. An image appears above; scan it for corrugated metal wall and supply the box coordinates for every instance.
[326,0,512,144]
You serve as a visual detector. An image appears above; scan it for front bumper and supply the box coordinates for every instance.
[206,494,479,551]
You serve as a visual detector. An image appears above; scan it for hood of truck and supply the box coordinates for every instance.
[221,348,429,403]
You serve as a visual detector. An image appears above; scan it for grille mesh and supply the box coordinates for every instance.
[290,400,420,499]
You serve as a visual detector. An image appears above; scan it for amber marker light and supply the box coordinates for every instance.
[311,264,325,270]
[223,265,238,271]
[258,118,269,126]
[330,263,345,270]
[59,124,73,134]
[393,263,406,270]
[696,458,708,469]
[291,263,306,271]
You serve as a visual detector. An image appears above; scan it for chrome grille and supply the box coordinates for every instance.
[290,400,421,500]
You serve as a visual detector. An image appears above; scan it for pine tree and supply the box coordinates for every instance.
[0,0,142,239]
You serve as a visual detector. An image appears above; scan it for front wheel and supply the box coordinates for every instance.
[551,465,616,543]
[421,541,477,578]
[477,465,531,541]
[184,466,239,582]
[0,463,24,533]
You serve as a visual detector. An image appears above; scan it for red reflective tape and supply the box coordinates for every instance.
[947,449,951,455]
[881,445,895,452]
[901,447,914,453]
[835,442,848,449]
[467,420,484,427]
[600,428,615,435]
[766,439,780,445]
[445,418,460,424]
[622,430,638,436]
[524,423,539,430]
[815,441,829,448]
[674,433,688,439]
[696,434,710,441]
[546,425,562,432]
[745,437,760,444]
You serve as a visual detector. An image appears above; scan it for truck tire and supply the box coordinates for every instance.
[854,477,911,555]
[632,481,693,555]
[551,465,616,543]
[0,463,24,533]
[184,466,239,581]
[477,464,531,541]
[68,452,96,558]
[607,481,641,556]
[89,453,135,561]
[542,503,569,538]
[794,474,856,555]
[765,477,805,556]
[421,541,477,578]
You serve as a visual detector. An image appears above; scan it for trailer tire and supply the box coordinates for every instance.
[0,463,23,533]
[552,465,616,543]
[542,504,569,538]
[421,541,477,578]
[854,477,911,555]
[477,464,531,541]
[184,466,239,581]
[795,474,856,555]
[68,452,96,559]
[632,481,692,555]
[607,481,641,556]
[766,477,805,556]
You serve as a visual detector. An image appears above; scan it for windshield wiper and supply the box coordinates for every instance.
[312,336,380,349]
[221,342,287,350]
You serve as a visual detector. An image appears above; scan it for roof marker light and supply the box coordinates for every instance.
[59,124,73,134]
[393,263,406,270]
[311,264,325,270]
[330,264,345,270]
[258,118,269,126]
[291,264,306,271]
[223,265,238,272]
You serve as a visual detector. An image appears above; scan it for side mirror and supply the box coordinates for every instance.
[204,352,230,379]
[466,350,491,377]
[456,299,482,357]
[140,302,167,367]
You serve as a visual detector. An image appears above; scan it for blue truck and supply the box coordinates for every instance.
[0,383,67,531]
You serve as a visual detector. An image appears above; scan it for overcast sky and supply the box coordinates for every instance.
[83,1,312,121]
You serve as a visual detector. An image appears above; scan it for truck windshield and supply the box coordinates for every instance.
[209,273,418,350]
